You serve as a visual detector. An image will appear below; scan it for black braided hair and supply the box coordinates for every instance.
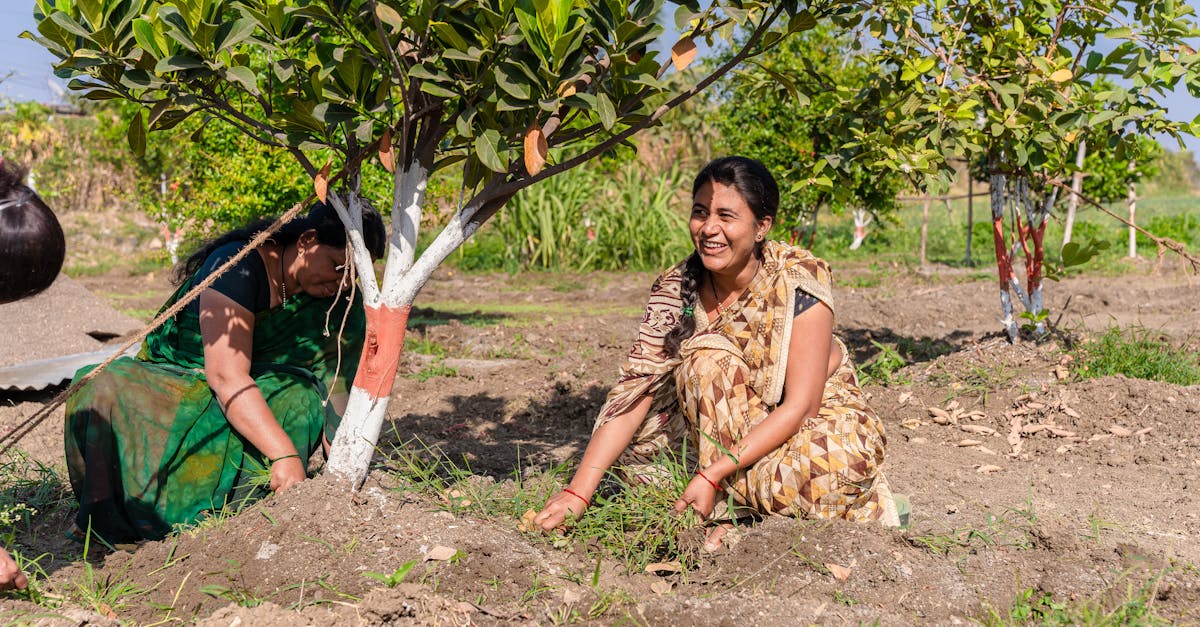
[172,199,387,285]
[661,252,703,358]
[0,160,65,304]
[661,156,780,359]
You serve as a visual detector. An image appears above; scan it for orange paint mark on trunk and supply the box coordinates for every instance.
[991,216,1012,285]
[354,304,411,399]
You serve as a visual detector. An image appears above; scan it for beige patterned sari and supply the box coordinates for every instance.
[596,241,897,525]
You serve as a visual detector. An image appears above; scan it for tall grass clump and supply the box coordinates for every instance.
[452,161,692,273]
[1070,326,1200,386]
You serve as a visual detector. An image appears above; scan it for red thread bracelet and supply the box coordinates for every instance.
[697,470,720,490]
[563,488,590,508]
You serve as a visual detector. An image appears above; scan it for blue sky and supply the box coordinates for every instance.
[3,3,1197,157]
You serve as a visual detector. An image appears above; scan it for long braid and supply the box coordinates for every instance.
[662,252,704,358]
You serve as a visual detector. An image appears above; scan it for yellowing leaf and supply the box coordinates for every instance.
[1049,68,1073,83]
[379,128,395,173]
[671,37,697,71]
[518,509,538,532]
[557,80,576,98]
[314,161,330,203]
[375,4,404,32]
[523,124,548,176]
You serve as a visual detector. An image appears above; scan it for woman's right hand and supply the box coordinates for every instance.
[532,491,588,531]
[269,456,307,493]
[0,548,27,591]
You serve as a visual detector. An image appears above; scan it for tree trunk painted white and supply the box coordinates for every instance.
[990,173,1018,341]
[1127,160,1137,259]
[1062,140,1086,247]
[323,164,498,488]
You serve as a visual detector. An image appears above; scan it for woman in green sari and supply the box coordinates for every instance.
[65,201,386,543]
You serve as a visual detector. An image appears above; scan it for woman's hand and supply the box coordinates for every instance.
[269,456,306,493]
[0,548,27,591]
[674,474,721,519]
[532,490,588,531]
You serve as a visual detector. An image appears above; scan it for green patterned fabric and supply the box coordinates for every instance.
[65,278,364,543]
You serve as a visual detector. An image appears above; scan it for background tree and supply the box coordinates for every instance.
[709,24,905,247]
[854,0,1200,339]
[28,0,834,487]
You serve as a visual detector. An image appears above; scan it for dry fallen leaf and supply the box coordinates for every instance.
[928,407,952,425]
[1053,365,1070,380]
[1026,401,1047,411]
[518,509,538,532]
[900,418,922,430]
[645,561,682,574]
[671,37,698,71]
[825,562,852,581]
[1135,427,1153,436]
[976,464,1003,474]
[1062,406,1081,419]
[960,424,996,435]
[957,439,984,447]
[650,581,673,595]
[1088,433,1112,443]
[1022,424,1048,434]
[1046,427,1077,438]
[424,545,458,562]
[1108,425,1133,437]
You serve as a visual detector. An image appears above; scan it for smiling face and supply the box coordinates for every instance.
[294,230,350,299]
[690,181,772,280]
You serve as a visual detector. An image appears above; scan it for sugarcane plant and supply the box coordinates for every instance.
[26,0,844,487]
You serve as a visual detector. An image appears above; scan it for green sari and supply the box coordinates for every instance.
[65,279,364,543]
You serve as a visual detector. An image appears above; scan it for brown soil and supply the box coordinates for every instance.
[2,262,1199,625]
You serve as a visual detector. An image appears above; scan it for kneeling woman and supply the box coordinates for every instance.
[66,201,385,542]
[534,157,898,547]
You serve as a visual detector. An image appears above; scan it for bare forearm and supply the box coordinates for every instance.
[210,376,297,460]
[704,404,811,482]
[566,396,653,498]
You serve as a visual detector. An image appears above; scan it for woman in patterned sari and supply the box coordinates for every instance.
[65,200,385,543]
[534,156,898,549]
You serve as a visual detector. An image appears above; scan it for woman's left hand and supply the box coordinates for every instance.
[674,474,720,519]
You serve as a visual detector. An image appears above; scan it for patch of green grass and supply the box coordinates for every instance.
[0,452,73,548]
[929,362,1014,404]
[379,437,703,574]
[404,335,449,357]
[907,501,1039,557]
[404,363,460,382]
[980,582,1169,626]
[1070,326,1200,386]
[857,340,910,386]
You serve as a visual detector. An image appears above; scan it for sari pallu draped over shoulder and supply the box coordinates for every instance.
[596,240,835,429]
[65,280,364,543]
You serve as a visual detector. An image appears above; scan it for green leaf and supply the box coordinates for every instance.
[430,21,470,51]
[474,129,506,172]
[215,17,257,51]
[132,17,164,58]
[595,92,616,130]
[156,54,206,72]
[127,109,146,157]
[225,66,259,95]
[495,63,532,101]
[788,10,816,33]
